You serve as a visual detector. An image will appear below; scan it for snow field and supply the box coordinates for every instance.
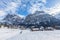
[8,30,60,40]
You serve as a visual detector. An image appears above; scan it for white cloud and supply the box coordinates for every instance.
[0,2,17,20]
[0,10,6,20]
[5,2,18,14]
[0,0,25,20]
[28,0,60,16]
[46,3,60,16]
[29,4,40,14]
[0,10,6,16]
[42,0,46,3]
[28,0,46,14]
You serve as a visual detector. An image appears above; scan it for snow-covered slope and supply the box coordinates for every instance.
[7,30,60,40]
[0,28,20,40]
[54,13,60,20]
[24,11,59,27]
[1,13,25,26]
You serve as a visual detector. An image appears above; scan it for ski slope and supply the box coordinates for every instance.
[7,30,60,40]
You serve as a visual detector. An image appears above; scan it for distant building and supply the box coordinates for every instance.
[55,26,60,30]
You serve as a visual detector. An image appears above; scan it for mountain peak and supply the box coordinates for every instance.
[35,11,45,13]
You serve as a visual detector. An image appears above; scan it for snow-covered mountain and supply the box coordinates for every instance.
[54,13,60,20]
[0,10,60,28]
[1,13,25,26]
[24,11,60,28]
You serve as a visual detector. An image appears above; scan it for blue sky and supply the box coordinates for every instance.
[17,0,60,15]
[0,0,60,18]
[46,0,60,8]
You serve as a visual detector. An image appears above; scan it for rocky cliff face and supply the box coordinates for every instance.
[24,11,60,28]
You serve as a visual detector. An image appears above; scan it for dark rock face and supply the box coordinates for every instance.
[2,14,24,28]
[0,11,60,29]
[24,11,60,28]
[54,13,60,20]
